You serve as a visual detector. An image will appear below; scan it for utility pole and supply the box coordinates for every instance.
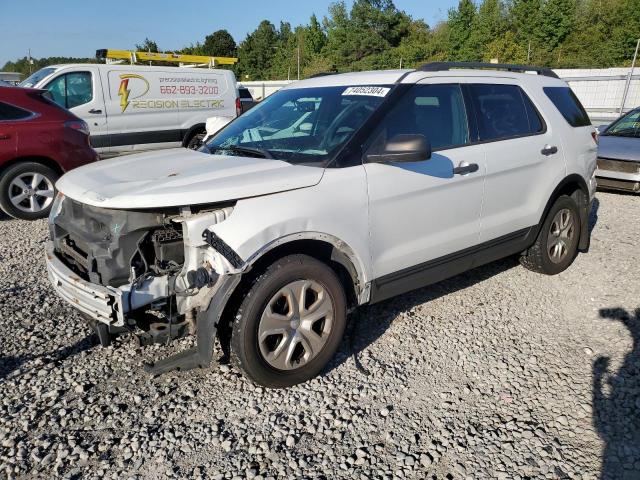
[399,57,403,69]
[619,38,640,115]
[297,46,300,81]
[27,49,32,74]
[527,40,531,63]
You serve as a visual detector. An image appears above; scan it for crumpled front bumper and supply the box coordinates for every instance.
[45,241,126,326]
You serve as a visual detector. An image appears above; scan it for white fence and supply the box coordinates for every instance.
[555,68,640,124]
[240,80,294,101]
[242,68,640,125]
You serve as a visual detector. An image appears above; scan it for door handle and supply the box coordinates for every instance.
[88,109,103,114]
[0,134,10,140]
[541,145,558,156]
[453,162,479,175]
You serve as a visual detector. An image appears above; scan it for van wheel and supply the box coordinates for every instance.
[0,162,59,220]
[185,130,206,150]
[520,195,581,275]
[230,254,347,388]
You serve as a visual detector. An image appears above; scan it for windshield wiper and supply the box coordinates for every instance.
[227,145,273,159]
[608,130,639,138]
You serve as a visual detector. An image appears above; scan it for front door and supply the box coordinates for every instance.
[43,67,109,153]
[364,82,486,301]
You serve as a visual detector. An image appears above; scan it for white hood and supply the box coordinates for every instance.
[56,149,325,209]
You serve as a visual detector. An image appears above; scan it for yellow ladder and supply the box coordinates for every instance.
[95,49,238,67]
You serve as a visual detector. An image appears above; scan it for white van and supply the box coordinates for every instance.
[20,64,240,154]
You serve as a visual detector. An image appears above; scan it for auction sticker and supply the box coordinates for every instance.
[342,86,390,97]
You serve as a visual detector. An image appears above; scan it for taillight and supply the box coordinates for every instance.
[235,97,242,117]
[591,131,599,145]
[65,120,90,136]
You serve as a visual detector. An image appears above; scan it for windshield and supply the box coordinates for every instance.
[202,85,391,165]
[19,67,57,88]
[604,109,640,138]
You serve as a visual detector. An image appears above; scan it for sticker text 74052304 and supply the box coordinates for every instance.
[342,86,390,97]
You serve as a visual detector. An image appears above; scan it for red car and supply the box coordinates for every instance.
[0,86,98,220]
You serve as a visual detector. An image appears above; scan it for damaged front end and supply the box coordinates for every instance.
[46,193,243,374]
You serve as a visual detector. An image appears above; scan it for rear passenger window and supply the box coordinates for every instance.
[367,84,469,152]
[469,84,544,141]
[543,87,591,127]
[0,102,32,121]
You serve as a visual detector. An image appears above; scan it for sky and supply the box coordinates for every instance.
[0,0,459,67]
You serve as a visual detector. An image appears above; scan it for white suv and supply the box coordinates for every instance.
[46,62,597,387]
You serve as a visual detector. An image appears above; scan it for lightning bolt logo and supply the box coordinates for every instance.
[117,74,149,112]
[118,78,130,112]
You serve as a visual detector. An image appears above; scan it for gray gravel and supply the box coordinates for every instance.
[1,191,639,480]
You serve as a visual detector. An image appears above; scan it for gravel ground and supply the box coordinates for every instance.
[1,191,639,480]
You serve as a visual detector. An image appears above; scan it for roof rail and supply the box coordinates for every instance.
[417,61,559,79]
[308,72,337,78]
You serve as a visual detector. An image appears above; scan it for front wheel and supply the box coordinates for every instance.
[230,254,347,388]
[0,162,59,220]
[520,195,581,275]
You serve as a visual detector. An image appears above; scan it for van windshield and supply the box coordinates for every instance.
[202,85,391,166]
[19,67,57,88]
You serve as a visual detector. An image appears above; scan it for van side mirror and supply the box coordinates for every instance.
[366,134,431,163]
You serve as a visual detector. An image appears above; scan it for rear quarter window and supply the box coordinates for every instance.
[0,102,33,121]
[543,87,591,127]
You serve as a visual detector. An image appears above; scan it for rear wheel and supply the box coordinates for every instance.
[230,254,347,388]
[520,195,581,275]
[0,162,59,220]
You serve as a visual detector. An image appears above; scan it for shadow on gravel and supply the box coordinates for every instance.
[326,256,520,377]
[593,307,640,480]
[0,334,96,381]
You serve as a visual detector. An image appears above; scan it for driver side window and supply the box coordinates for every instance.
[367,83,470,156]
[45,72,93,109]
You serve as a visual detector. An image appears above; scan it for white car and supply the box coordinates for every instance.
[46,62,597,387]
[21,63,240,154]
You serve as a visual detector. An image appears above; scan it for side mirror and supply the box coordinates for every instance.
[597,124,609,135]
[366,134,431,163]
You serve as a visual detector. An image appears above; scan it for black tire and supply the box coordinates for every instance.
[0,162,59,220]
[230,254,347,388]
[520,195,581,275]
[185,130,206,150]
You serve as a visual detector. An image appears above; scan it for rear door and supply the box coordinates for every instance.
[0,103,19,162]
[467,81,566,242]
[42,67,109,153]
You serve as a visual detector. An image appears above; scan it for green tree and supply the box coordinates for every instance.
[135,38,159,52]
[202,30,237,58]
[537,0,577,58]
[470,0,507,60]
[2,56,94,78]
[237,20,279,80]
[304,14,327,55]
[447,0,478,61]
[484,30,528,63]
[508,0,542,45]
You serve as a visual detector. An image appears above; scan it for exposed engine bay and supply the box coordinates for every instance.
[48,194,238,358]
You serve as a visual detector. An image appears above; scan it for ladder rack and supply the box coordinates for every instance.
[96,49,238,68]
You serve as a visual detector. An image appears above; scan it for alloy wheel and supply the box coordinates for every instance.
[547,208,575,264]
[8,172,55,214]
[257,280,334,371]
